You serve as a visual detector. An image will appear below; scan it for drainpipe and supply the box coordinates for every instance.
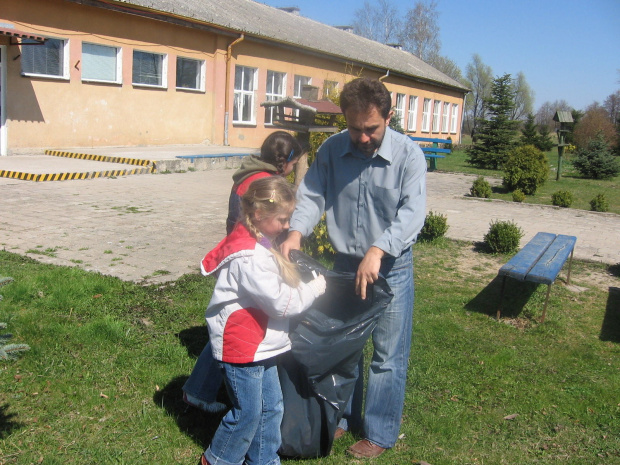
[224,34,245,146]
[378,69,390,81]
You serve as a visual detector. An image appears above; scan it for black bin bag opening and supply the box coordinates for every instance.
[278,250,393,458]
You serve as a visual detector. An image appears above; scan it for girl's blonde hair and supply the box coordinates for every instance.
[241,176,300,287]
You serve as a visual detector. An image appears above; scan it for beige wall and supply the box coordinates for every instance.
[2,0,465,153]
[3,0,219,150]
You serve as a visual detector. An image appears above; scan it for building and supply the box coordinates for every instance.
[0,0,469,156]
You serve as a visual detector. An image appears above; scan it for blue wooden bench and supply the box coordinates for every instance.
[497,232,577,322]
[409,136,452,172]
[176,153,251,163]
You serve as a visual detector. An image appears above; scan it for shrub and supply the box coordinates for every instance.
[484,220,524,254]
[572,133,620,179]
[301,214,335,259]
[420,211,449,242]
[552,190,573,208]
[470,176,492,198]
[502,145,549,195]
[590,194,609,212]
[512,189,525,203]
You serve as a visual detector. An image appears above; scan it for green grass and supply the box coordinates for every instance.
[438,147,620,214]
[1,242,618,464]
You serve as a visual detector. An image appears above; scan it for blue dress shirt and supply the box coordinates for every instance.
[290,127,427,258]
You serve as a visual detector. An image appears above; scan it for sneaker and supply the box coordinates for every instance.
[183,391,227,414]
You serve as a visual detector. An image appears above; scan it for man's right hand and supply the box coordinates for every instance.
[280,230,302,261]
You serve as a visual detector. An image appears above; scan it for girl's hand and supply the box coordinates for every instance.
[308,274,326,297]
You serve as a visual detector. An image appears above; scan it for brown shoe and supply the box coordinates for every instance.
[346,439,386,458]
[334,427,347,440]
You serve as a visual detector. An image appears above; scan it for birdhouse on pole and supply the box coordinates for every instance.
[553,111,574,181]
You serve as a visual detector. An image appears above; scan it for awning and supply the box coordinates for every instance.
[0,25,46,44]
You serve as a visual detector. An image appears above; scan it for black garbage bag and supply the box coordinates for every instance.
[279,251,393,458]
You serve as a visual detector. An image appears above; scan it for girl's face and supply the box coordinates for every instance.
[281,158,299,176]
[254,209,292,240]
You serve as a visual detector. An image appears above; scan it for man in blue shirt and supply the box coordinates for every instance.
[281,78,427,458]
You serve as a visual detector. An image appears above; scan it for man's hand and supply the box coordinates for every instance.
[280,230,303,261]
[355,246,385,300]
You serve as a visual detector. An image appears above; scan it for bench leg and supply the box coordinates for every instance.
[429,158,437,171]
[497,275,507,320]
[541,284,552,323]
[566,248,575,285]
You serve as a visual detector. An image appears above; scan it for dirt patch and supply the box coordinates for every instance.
[454,244,619,293]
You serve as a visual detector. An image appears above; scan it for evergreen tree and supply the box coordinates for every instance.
[537,125,555,151]
[520,113,539,146]
[466,74,519,169]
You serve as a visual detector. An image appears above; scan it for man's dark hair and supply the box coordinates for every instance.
[339,78,392,119]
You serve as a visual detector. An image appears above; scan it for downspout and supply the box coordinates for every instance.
[224,34,245,146]
[378,69,390,81]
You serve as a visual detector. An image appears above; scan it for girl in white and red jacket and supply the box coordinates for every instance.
[199,176,326,465]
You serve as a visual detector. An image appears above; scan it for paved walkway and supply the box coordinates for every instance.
[0,149,618,284]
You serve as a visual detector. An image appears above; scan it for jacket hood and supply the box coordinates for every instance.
[232,154,279,185]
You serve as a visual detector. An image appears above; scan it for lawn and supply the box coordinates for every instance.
[1,240,618,465]
[438,146,620,214]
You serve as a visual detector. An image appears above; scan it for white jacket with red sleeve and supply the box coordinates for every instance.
[201,223,321,364]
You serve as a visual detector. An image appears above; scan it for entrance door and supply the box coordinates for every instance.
[0,45,6,156]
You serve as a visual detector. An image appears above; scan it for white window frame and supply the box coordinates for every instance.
[233,65,258,124]
[132,49,167,88]
[176,56,205,92]
[294,75,312,98]
[441,102,450,133]
[81,42,122,84]
[394,93,406,127]
[265,70,287,125]
[21,37,69,80]
[421,98,431,132]
[432,100,441,133]
[407,95,418,131]
[450,104,459,134]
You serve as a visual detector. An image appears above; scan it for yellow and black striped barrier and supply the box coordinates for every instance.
[0,151,156,182]
[0,166,154,182]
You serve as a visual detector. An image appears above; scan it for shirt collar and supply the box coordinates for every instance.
[341,127,394,163]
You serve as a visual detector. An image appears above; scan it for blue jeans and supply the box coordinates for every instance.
[205,358,283,465]
[336,248,414,449]
[183,341,223,403]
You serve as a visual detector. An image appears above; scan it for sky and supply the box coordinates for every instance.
[257,0,620,112]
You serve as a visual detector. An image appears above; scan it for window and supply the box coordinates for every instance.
[432,100,441,133]
[176,56,205,91]
[294,75,311,98]
[265,70,286,125]
[132,50,167,87]
[407,96,418,131]
[233,65,257,124]
[394,93,406,128]
[323,80,338,99]
[421,98,431,132]
[441,102,450,133]
[450,104,459,133]
[82,42,121,83]
[21,37,68,79]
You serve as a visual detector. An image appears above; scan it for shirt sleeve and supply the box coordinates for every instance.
[235,253,319,319]
[372,142,427,257]
[289,146,328,237]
